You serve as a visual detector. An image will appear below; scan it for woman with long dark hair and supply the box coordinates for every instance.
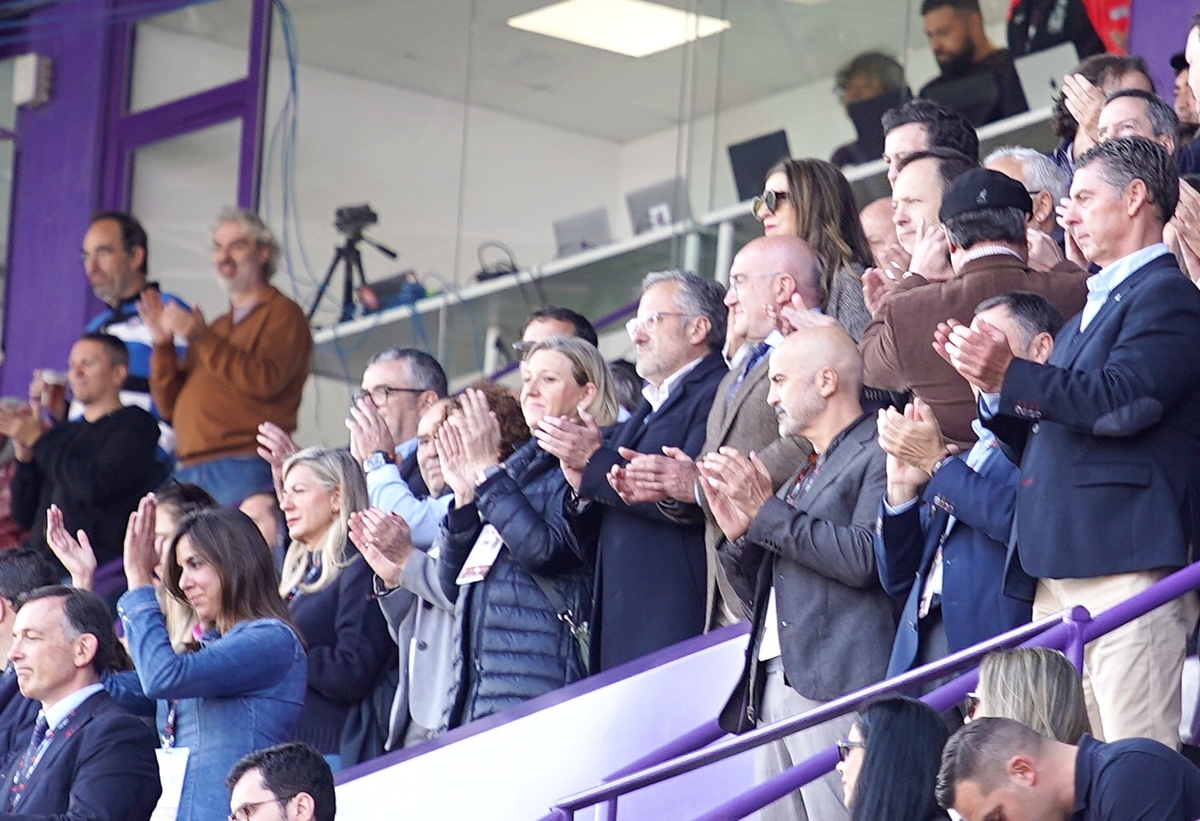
[836,696,949,821]
[110,500,306,821]
[753,157,875,340]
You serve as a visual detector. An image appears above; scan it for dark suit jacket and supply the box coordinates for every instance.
[861,254,1088,450]
[577,352,727,671]
[721,414,893,732]
[0,689,161,820]
[0,672,37,775]
[875,447,1034,678]
[663,345,811,623]
[400,448,429,499]
[991,252,1200,579]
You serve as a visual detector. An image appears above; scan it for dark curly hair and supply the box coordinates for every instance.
[458,380,530,461]
[1051,54,1153,141]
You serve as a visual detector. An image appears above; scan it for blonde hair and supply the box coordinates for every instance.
[277,447,368,597]
[524,335,620,426]
[978,648,1091,743]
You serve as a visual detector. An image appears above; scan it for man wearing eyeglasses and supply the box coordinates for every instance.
[535,271,728,672]
[226,742,335,821]
[611,237,817,625]
[345,348,449,549]
[141,209,312,505]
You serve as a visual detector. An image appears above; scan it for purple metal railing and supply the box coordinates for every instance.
[544,559,1200,821]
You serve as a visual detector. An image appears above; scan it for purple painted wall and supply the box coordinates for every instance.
[1,0,112,396]
[1128,0,1195,102]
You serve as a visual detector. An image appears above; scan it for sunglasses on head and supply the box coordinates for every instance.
[752,189,790,221]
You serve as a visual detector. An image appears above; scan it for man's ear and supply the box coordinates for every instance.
[1028,331,1054,365]
[290,791,315,820]
[1032,191,1055,228]
[1125,178,1150,218]
[1006,754,1039,787]
[686,315,711,347]
[73,633,98,671]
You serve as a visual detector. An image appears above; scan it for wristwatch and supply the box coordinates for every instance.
[363,450,396,473]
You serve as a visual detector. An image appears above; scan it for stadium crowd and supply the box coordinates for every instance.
[4,1,1200,819]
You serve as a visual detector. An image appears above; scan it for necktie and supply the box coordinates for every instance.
[7,714,49,810]
[728,342,769,401]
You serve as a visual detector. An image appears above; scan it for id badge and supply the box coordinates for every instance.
[151,747,190,821]
[456,524,504,585]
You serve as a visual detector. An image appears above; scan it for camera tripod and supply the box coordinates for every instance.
[307,231,398,324]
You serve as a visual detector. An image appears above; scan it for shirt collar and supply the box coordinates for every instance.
[395,437,418,459]
[961,245,1024,266]
[1086,243,1168,298]
[642,355,703,413]
[42,682,103,730]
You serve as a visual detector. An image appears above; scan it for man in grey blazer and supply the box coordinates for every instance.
[701,326,893,821]
[611,236,816,625]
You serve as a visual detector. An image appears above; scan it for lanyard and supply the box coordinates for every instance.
[161,700,179,750]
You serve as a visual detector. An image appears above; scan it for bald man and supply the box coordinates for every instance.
[612,236,815,625]
[859,197,909,274]
[700,327,892,821]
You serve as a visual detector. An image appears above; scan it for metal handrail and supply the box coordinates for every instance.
[544,559,1200,820]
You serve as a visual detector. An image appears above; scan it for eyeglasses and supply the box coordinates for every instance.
[512,339,536,355]
[836,739,866,762]
[355,385,426,405]
[228,795,294,821]
[727,271,782,295]
[751,190,790,221]
[625,311,690,338]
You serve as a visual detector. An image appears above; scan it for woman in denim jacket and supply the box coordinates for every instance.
[436,337,617,728]
[110,500,307,821]
[278,447,391,768]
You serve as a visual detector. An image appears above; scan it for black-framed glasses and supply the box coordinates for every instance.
[751,189,790,221]
[228,795,295,821]
[836,738,866,762]
[355,385,426,405]
[625,311,690,338]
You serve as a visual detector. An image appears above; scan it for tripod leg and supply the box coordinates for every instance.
[308,246,347,322]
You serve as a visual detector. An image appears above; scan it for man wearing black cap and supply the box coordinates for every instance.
[859,168,1088,450]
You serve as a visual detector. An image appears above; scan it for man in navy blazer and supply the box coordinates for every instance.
[537,271,729,671]
[0,585,160,819]
[940,137,1200,748]
[875,292,1059,679]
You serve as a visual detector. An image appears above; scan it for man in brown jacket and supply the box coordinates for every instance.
[140,208,312,505]
[860,168,1088,449]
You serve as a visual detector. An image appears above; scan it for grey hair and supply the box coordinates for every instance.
[984,145,1070,205]
[640,270,728,352]
[1076,136,1179,224]
[943,207,1029,250]
[213,207,280,280]
[1104,89,1180,142]
[365,348,448,397]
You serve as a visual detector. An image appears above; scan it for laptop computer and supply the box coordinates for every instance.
[625,178,690,235]
[1014,42,1080,111]
[728,130,791,203]
[553,208,611,258]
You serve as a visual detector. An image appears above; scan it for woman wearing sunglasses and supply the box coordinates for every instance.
[835,696,949,821]
[752,158,874,341]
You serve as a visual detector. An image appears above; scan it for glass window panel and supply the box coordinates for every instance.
[129,0,251,112]
[128,120,242,318]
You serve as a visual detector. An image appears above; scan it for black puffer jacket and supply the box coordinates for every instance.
[438,441,596,728]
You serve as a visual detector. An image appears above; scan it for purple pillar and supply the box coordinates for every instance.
[0,0,113,396]
[1128,0,1194,100]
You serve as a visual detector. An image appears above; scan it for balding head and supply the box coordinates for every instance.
[860,198,901,267]
[767,326,863,452]
[725,236,822,342]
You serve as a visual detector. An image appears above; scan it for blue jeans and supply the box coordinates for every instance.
[174,455,273,506]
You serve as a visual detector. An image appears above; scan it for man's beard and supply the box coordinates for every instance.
[938,40,976,79]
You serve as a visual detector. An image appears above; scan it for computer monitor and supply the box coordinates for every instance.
[625,178,690,235]
[1015,42,1080,111]
[552,207,612,258]
[728,130,791,202]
